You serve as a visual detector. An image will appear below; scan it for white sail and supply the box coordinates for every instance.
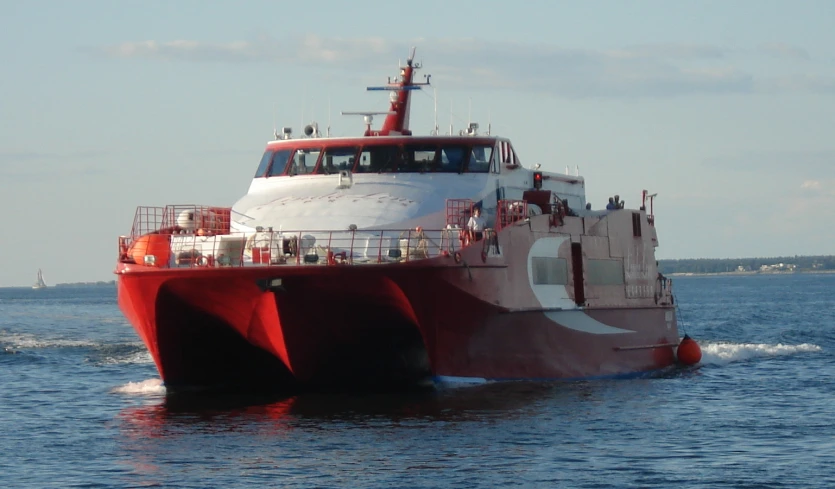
[33,269,47,289]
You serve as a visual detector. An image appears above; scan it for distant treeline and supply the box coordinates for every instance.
[55,281,116,288]
[658,256,835,274]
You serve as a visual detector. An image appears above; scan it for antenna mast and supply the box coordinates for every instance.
[449,99,453,136]
[433,87,439,136]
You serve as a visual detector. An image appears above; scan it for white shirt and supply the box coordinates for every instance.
[467,214,487,232]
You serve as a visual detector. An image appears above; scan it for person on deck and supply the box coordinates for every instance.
[467,207,487,241]
[606,197,617,210]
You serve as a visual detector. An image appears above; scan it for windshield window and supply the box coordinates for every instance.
[356,146,400,173]
[400,144,437,172]
[267,149,293,177]
[439,146,466,173]
[288,148,321,176]
[255,151,273,177]
[468,145,493,173]
[317,147,359,174]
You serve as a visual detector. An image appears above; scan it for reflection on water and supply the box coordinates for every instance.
[117,381,606,439]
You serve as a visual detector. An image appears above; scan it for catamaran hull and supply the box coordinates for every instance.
[117,261,678,391]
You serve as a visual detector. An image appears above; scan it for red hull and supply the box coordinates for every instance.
[117,224,679,391]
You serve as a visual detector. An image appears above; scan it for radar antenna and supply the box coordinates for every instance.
[342,47,430,136]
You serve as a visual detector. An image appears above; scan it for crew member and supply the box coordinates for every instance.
[467,207,487,241]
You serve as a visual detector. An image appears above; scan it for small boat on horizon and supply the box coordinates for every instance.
[32,269,47,289]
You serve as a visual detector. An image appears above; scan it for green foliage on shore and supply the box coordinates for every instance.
[54,281,116,288]
[658,256,835,274]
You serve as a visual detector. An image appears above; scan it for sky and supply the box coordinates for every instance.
[1,0,834,287]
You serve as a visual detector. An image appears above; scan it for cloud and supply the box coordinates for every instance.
[759,42,811,61]
[801,180,821,190]
[610,43,727,60]
[92,36,754,98]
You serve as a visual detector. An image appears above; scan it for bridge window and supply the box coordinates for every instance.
[439,146,466,173]
[266,149,292,177]
[468,145,493,173]
[288,148,321,176]
[401,144,438,172]
[255,151,273,177]
[356,146,400,173]
[317,146,359,174]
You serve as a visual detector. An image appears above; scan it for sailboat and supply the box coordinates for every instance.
[32,269,47,289]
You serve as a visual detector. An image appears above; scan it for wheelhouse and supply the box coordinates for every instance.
[253,137,505,177]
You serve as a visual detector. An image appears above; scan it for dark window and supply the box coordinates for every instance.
[254,151,274,177]
[439,146,466,173]
[317,147,359,174]
[468,145,493,173]
[267,149,292,177]
[401,144,437,172]
[632,213,642,237]
[356,146,401,173]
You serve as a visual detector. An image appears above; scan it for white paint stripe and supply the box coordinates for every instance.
[544,310,635,335]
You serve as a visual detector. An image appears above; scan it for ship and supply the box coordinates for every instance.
[33,269,47,289]
[115,48,699,392]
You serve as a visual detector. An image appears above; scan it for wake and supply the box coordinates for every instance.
[697,341,822,366]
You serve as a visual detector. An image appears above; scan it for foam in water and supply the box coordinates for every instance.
[111,378,165,395]
[97,350,154,365]
[0,331,98,349]
[698,341,822,366]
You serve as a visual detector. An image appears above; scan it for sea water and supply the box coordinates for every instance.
[1,274,833,488]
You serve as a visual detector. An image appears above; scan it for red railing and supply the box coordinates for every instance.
[445,199,473,228]
[496,199,528,232]
[119,220,467,269]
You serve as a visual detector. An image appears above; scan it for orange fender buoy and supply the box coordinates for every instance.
[676,334,702,365]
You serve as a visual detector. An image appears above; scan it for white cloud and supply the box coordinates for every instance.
[93,36,835,98]
[801,180,821,190]
[93,36,754,98]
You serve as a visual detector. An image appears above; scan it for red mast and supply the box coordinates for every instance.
[359,47,430,137]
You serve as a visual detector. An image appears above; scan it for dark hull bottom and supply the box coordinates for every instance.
[118,268,678,392]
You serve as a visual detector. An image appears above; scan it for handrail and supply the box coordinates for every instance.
[119,223,473,269]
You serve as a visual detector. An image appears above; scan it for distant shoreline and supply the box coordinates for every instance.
[669,270,835,277]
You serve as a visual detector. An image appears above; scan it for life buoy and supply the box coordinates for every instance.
[196,255,213,267]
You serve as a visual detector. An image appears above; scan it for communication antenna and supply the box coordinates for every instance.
[273,102,278,140]
[327,96,332,137]
[468,98,472,128]
[487,108,492,136]
[433,86,439,136]
[449,98,453,136]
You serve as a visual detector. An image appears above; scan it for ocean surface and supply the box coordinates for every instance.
[1,274,833,488]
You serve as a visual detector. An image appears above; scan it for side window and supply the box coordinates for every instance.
[401,144,437,172]
[267,149,292,177]
[317,147,359,174]
[439,146,466,173]
[357,146,400,173]
[254,150,274,178]
[468,144,493,173]
[288,148,321,176]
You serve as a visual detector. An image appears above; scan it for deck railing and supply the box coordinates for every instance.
[119,206,476,269]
